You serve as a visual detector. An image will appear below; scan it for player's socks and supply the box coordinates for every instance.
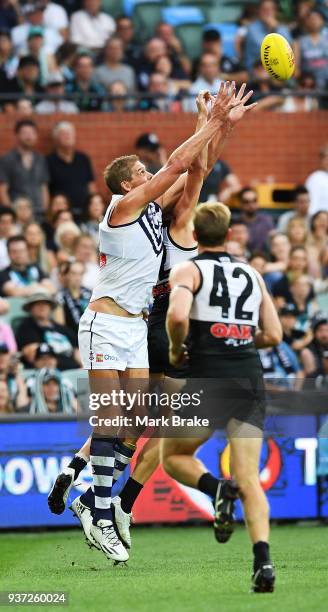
[91,436,115,525]
[252,541,275,593]
[253,541,271,572]
[113,439,136,484]
[67,454,88,481]
[197,472,219,497]
[120,477,143,514]
[80,486,95,513]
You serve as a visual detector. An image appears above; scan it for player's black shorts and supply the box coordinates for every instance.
[179,353,266,431]
[148,318,189,378]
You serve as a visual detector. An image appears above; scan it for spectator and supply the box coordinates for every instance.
[0,119,49,219]
[94,36,136,92]
[192,28,248,83]
[154,55,190,95]
[35,71,79,114]
[290,0,314,39]
[135,133,167,175]
[0,379,13,413]
[24,25,57,87]
[279,303,312,353]
[235,2,259,61]
[70,0,115,52]
[55,41,78,82]
[294,8,328,89]
[286,217,308,248]
[249,250,268,276]
[199,159,241,204]
[244,0,292,72]
[307,211,328,281]
[55,220,81,256]
[47,121,96,220]
[57,261,91,333]
[183,53,221,112]
[155,22,191,78]
[13,197,34,231]
[259,341,303,389]
[0,206,17,271]
[42,0,69,40]
[73,233,98,291]
[16,291,80,370]
[116,15,141,67]
[237,187,274,250]
[229,219,250,260]
[277,185,311,232]
[225,239,247,261]
[305,143,328,215]
[264,232,290,291]
[0,322,16,352]
[41,193,70,251]
[103,80,132,112]
[139,72,173,112]
[27,367,77,413]
[0,344,30,411]
[15,98,34,117]
[1,56,44,111]
[11,2,62,55]
[277,72,319,112]
[288,274,318,330]
[25,221,56,274]
[271,245,310,307]
[33,342,57,369]
[248,60,283,110]
[0,235,54,297]
[80,192,105,244]
[65,52,105,111]
[0,1,21,31]
[135,37,171,91]
[0,27,19,79]
[301,312,328,379]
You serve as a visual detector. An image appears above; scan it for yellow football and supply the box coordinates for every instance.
[261,33,295,81]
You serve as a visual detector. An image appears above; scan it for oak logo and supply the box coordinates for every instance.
[210,323,252,340]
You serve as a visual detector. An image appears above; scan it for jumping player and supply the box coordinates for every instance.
[162,202,282,592]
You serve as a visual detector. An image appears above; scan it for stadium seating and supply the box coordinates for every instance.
[0,297,26,327]
[161,7,205,27]
[174,22,204,60]
[204,22,238,58]
[124,0,161,19]
[101,0,124,18]
[132,1,163,41]
[208,4,242,24]
[165,1,213,20]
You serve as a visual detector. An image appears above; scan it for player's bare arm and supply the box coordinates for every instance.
[166,261,200,366]
[254,271,283,348]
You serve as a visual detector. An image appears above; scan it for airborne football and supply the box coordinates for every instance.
[1,1,328,611]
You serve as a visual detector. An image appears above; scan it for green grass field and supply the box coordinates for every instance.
[1,524,327,612]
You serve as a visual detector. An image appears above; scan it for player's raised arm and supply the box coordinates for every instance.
[166,261,200,366]
[254,271,283,348]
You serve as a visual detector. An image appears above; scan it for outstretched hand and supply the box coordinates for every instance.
[210,81,241,123]
[227,82,257,126]
[196,90,211,118]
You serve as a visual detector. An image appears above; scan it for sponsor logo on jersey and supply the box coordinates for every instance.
[96,353,104,362]
[99,253,107,268]
[210,323,252,340]
[95,353,118,362]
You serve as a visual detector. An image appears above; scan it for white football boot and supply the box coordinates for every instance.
[90,519,129,563]
[70,496,100,550]
[111,496,132,549]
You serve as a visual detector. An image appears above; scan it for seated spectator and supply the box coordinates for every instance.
[290,0,314,39]
[0,27,19,79]
[57,261,91,333]
[73,233,98,291]
[55,41,78,82]
[0,344,30,411]
[1,56,44,111]
[183,53,221,112]
[80,192,105,245]
[271,245,310,307]
[42,0,69,41]
[248,60,283,110]
[0,235,54,297]
[199,159,241,204]
[25,222,56,275]
[225,239,247,261]
[277,185,311,233]
[0,206,17,271]
[249,250,268,276]
[15,98,34,117]
[13,197,34,231]
[135,133,167,175]
[279,303,312,353]
[65,52,105,111]
[116,15,141,68]
[94,36,136,92]
[16,291,80,370]
[237,187,274,250]
[24,25,58,87]
[307,211,328,282]
[286,217,308,249]
[277,72,319,113]
[102,79,133,112]
[135,37,185,91]
[27,367,77,414]
[229,219,250,260]
[55,220,81,256]
[11,2,62,55]
[192,28,248,83]
[42,193,70,251]
[154,55,190,95]
[264,232,290,291]
[301,312,328,380]
[244,0,292,72]
[33,342,57,369]
[0,1,20,31]
[259,340,303,390]
[288,274,318,330]
[155,22,191,78]
[0,119,49,220]
[305,143,328,215]
[139,72,173,112]
[294,8,328,90]
[47,121,96,220]
[70,0,115,52]
[0,378,13,414]
[35,71,79,114]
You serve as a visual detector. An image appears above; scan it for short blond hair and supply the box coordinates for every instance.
[103,155,139,194]
[194,202,231,246]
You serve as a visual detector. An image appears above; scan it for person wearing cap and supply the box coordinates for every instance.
[34,342,57,369]
[301,312,328,380]
[15,291,80,370]
[135,133,167,175]
[25,25,57,87]
[279,303,312,353]
[11,2,63,55]
[35,71,79,114]
[192,28,248,83]
[1,55,44,111]
[27,367,77,414]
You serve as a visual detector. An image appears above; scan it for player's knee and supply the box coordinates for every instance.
[234,470,260,497]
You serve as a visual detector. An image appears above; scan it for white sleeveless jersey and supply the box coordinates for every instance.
[90,194,163,314]
[190,252,262,353]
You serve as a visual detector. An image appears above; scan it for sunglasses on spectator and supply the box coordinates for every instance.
[242,198,257,204]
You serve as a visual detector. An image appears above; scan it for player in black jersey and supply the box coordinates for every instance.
[163,202,282,593]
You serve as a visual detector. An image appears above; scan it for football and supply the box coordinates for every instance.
[261,32,295,80]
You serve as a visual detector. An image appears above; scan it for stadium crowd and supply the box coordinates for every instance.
[0,0,327,113]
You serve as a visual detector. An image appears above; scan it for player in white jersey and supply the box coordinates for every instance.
[162,202,282,592]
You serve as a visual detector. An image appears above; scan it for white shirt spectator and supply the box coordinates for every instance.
[306,170,328,214]
[43,2,69,32]
[11,24,63,54]
[35,100,79,114]
[70,10,116,50]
